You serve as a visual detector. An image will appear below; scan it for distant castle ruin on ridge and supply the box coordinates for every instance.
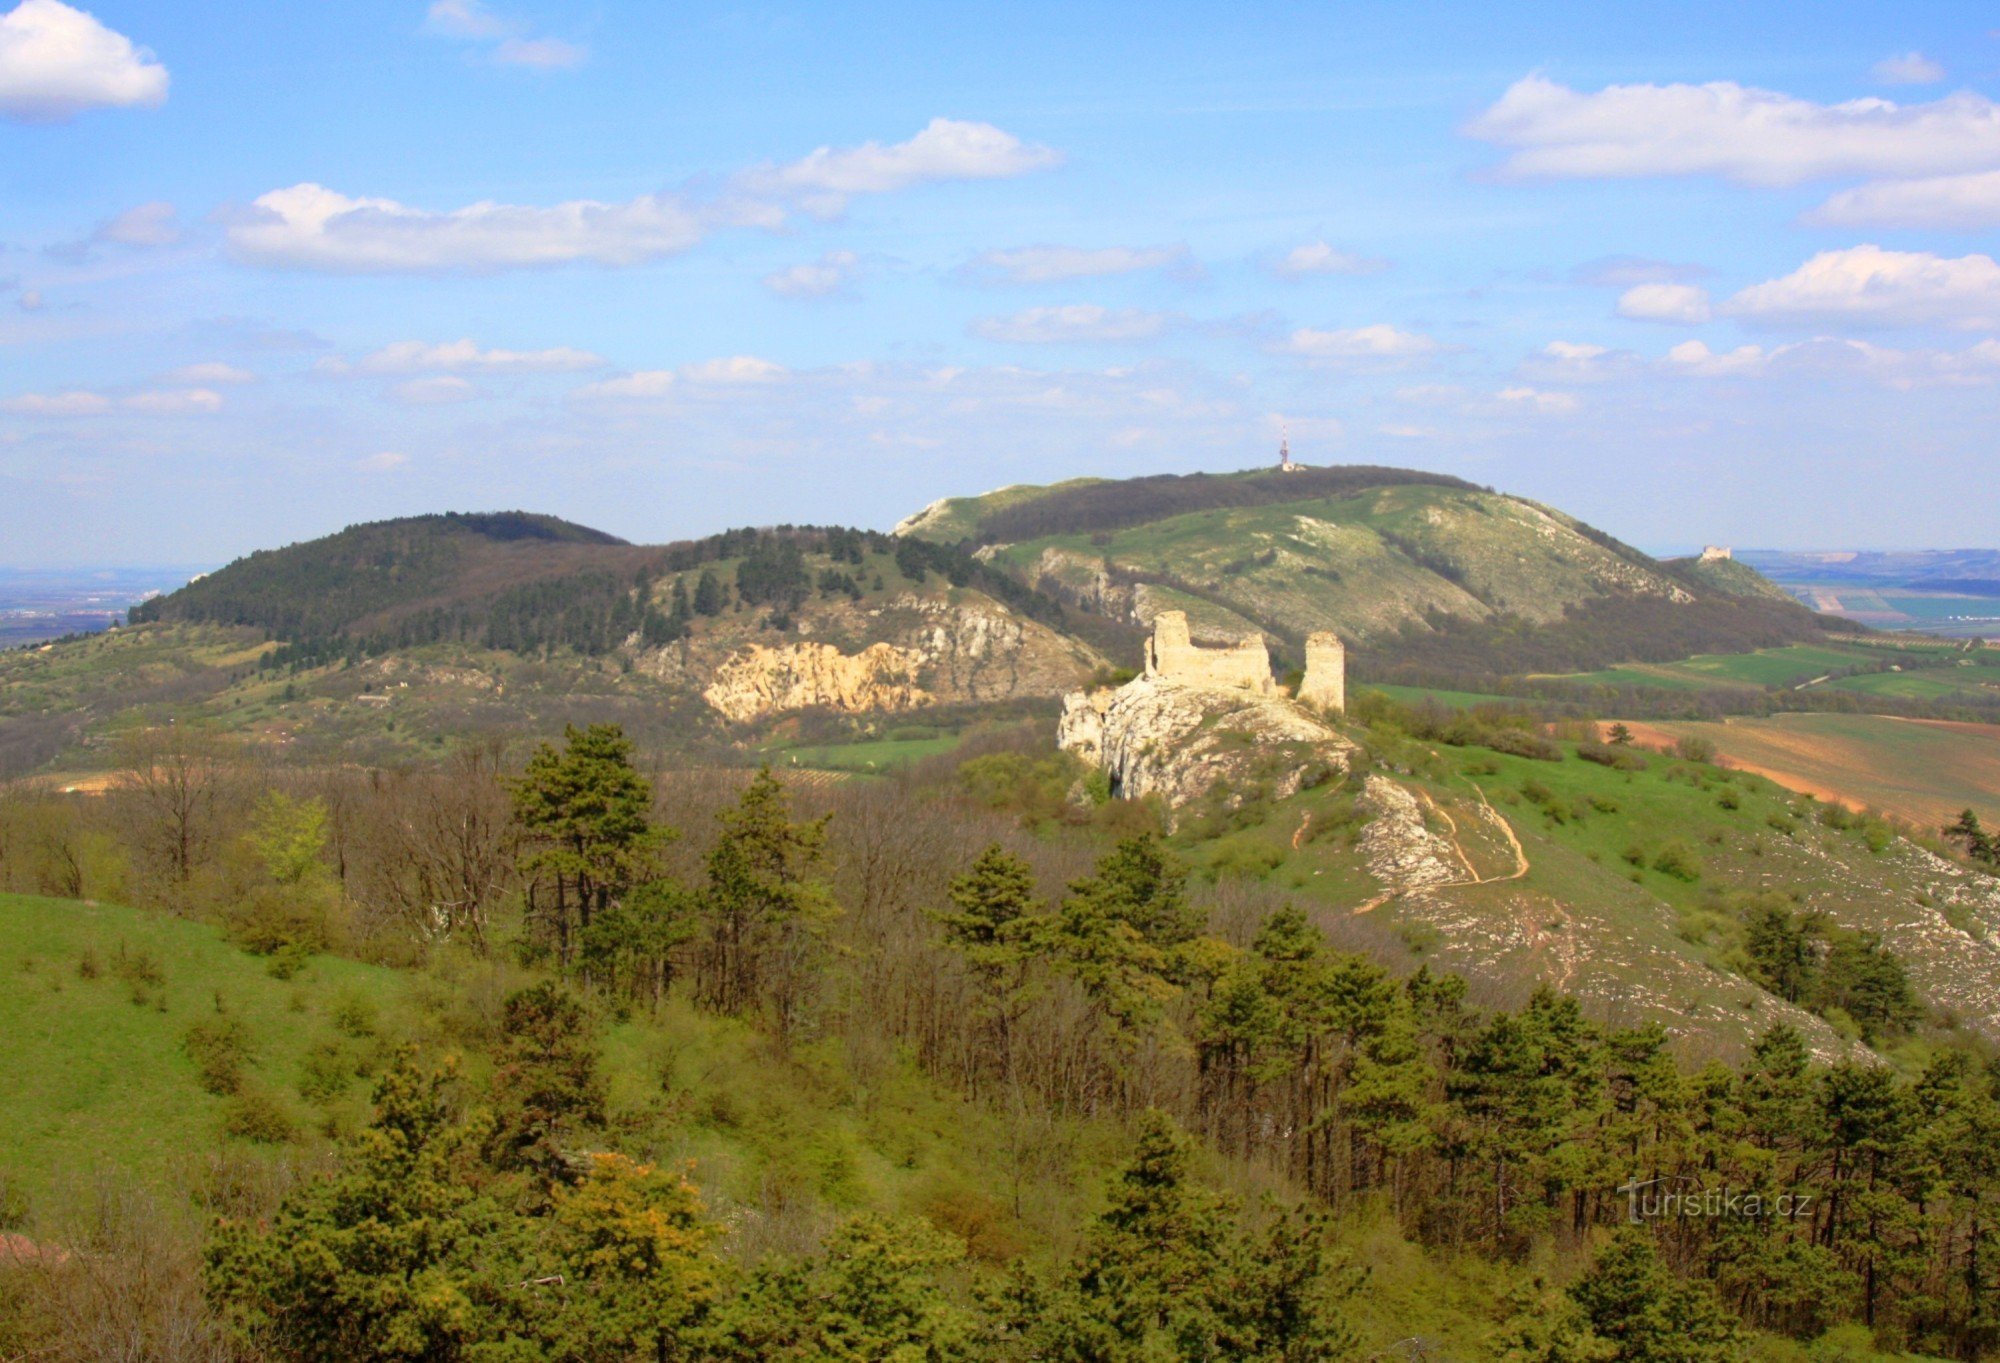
[1143,611,1344,712]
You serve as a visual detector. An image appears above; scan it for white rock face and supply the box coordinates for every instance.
[1058,673,1354,821]
[704,642,929,723]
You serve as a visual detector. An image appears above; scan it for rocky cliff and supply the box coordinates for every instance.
[1058,674,1355,822]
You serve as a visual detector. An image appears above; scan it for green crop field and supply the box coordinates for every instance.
[766,732,965,773]
[1362,683,1523,710]
[1823,663,2000,701]
[1553,642,1899,691]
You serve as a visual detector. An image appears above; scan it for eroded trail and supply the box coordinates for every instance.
[1353,780,1528,914]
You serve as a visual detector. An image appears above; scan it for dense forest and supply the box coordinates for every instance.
[137,520,1095,672]
[3,712,2000,1363]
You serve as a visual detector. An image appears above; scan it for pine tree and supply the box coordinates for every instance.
[511,723,664,966]
[693,568,726,617]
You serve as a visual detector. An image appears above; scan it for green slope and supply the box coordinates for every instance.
[0,894,415,1197]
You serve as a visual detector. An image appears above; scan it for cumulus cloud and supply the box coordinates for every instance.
[122,387,223,415]
[972,305,1173,344]
[1874,52,1944,85]
[426,0,586,69]
[1495,385,1579,414]
[226,183,710,274]
[1281,324,1438,362]
[97,199,179,246]
[570,370,675,401]
[1808,170,2000,229]
[1,388,110,415]
[1521,340,1640,384]
[1268,241,1388,278]
[164,362,254,385]
[1617,282,1713,323]
[738,118,1062,217]
[229,120,1059,274]
[1466,74,2000,186]
[1,385,222,415]
[764,250,860,298]
[392,375,481,406]
[0,0,167,121]
[968,243,1187,285]
[1662,340,1776,377]
[1724,245,2000,329]
[680,356,787,385]
[347,338,605,373]
[1656,335,2000,388]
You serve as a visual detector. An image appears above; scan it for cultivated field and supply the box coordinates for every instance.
[1617,713,2000,833]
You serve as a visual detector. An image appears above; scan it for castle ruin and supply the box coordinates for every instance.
[1297,631,1346,712]
[1145,611,1272,693]
[1143,610,1345,712]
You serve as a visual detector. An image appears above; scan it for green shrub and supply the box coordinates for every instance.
[183,1015,252,1096]
[331,991,378,1039]
[1674,735,1718,764]
[1577,740,1647,772]
[1652,840,1704,882]
[222,1086,296,1144]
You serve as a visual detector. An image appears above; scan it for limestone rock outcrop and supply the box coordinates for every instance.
[703,642,929,723]
[1058,675,1353,821]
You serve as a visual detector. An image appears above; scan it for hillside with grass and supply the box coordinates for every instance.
[898,465,1834,676]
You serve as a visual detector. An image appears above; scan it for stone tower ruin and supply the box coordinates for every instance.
[1297,631,1345,712]
[1144,611,1274,694]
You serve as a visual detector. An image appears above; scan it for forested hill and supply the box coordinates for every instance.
[898,464,1833,675]
[127,514,1082,664]
[131,511,637,639]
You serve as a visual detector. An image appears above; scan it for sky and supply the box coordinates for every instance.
[5,0,2000,565]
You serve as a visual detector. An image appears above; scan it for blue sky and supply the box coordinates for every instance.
[5,0,2000,564]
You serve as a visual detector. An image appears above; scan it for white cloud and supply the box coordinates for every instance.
[1874,52,1944,85]
[122,387,223,415]
[1522,339,1640,384]
[1496,385,1579,414]
[1466,74,2000,186]
[1,384,222,415]
[426,1,585,69]
[425,0,508,39]
[1808,170,2000,229]
[17,288,41,311]
[1,388,109,415]
[738,117,1062,216]
[358,450,410,473]
[350,338,605,373]
[570,369,676,401]
[392,375,481,405]
[680,356,787,385]
[1725,245,2000,329]
[1617,282,1712,323]
[492,36,584,69]
[763,250,860,298]
[0,0,167,121]
[1654,335,2000,388]
[1269,241,1388,278]
[231,120,1059,274]
[1282,324,1438,361]
[165,362,254,385]
[227,182,709,274]
[1662,340,1774,377]
[969,243,1186,284]
[972,305,1173,344]
[96,199,179,246]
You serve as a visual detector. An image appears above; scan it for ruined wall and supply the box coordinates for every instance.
[1297,631,1345,712]
[1143,610,1273,694]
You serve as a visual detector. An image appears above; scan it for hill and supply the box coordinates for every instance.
[899,465,1836,676]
